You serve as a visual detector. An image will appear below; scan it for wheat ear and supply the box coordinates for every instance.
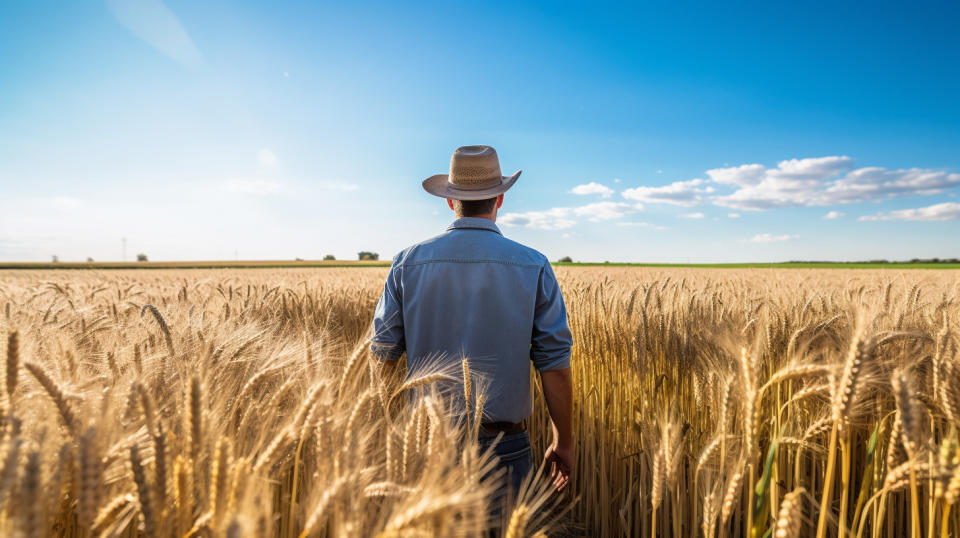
[187,375,202,460]
[773,487,806,538]
[140,304,174,356]
[130,443,155,536]
[24,362,76,435]
[20,449,42,538]
[504,504,530,538]
[720,470,743,526]
[5,330,18,400]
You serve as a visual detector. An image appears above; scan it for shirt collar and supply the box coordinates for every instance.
[446,217,503,235]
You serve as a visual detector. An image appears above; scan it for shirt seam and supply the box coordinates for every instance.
[445,226,502,235]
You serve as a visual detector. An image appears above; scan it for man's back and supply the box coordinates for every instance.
[371,217,572,423]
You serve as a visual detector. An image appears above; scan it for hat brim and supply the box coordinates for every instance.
[422,170,521,200]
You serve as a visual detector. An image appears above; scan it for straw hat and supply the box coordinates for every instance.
[422,145,521,200]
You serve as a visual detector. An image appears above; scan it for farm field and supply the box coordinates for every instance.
[1,267,959,537]
[3,261,959,270]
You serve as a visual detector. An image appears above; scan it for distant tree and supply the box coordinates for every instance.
[558,256,573,263]
[295,257,304,261]
[136,253,148,262]
[358,251,379,261]
[51,255,59,263]
[324,254,336,261]
[86,257,94,262]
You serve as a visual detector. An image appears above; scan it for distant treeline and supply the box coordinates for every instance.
[786,258,960,264]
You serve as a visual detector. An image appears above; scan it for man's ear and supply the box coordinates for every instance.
[447,198,455,211]
[496,194,504,209]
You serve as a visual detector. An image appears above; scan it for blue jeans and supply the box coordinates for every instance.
[479,430,533,502]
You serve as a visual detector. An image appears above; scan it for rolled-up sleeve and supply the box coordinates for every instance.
[371,257,405,361]
[530,261,572,371]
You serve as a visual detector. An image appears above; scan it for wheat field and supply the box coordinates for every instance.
[1,267,958,537]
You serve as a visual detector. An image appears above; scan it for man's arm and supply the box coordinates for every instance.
[530,261,574,490]
[370,257,405,364]
[540,367,573,491]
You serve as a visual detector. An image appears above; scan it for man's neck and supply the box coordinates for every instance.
[458,213,496,222]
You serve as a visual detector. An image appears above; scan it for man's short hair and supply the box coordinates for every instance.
[452,197,498,217]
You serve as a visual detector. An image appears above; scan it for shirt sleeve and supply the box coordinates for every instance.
[370,256,405,361]
[530,260,572,371]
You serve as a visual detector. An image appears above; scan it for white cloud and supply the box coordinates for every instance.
[570,182,614,198]
[258,149,277,165]
[46,197,83,210]
[708,156,960,210]
[500,201,640,230]
[616,221,668,230]
[707,163,769,187]
[318,182,359,192]
[748,233,799,243]
[499,208,576,230]
[573,202,638,221]
[825,167,960,203]
[621,178,713,207]
[775,156,854,180]
[222,179,281,195]
[502,156,960,232]
[107,0,203,69]
[858,202,960,222]
[283,71,290,78]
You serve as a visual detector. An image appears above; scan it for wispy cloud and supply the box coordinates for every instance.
[318,182,360,192]
[622,178,713,207]
[501,155,959,235]
[616,221,668,230]
[258,149,276,165]
[500,201,641,230]
[222,179,281,195]
[107,0,203,69]
[858,202,960,222]
[617,157,959,212]
[499,208,577,230]
[747,233,799,243]
[43,196,84,210]
[707,156,960,210]
[570,182,614,198]
[573,202,639,221]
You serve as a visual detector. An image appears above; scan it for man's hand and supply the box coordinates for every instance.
[544,440,574,491]
[539,367,573,492]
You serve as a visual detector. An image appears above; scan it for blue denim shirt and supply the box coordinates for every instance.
[371,217,572,423]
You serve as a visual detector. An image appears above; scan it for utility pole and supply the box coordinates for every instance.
[122,238,127,262]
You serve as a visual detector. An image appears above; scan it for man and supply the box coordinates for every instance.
[370,145,574,497]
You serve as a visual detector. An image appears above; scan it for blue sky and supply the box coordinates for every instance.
[1,0,958,263]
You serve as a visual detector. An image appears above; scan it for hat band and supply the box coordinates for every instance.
[448,176,504,191]
[448,165,503,191]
